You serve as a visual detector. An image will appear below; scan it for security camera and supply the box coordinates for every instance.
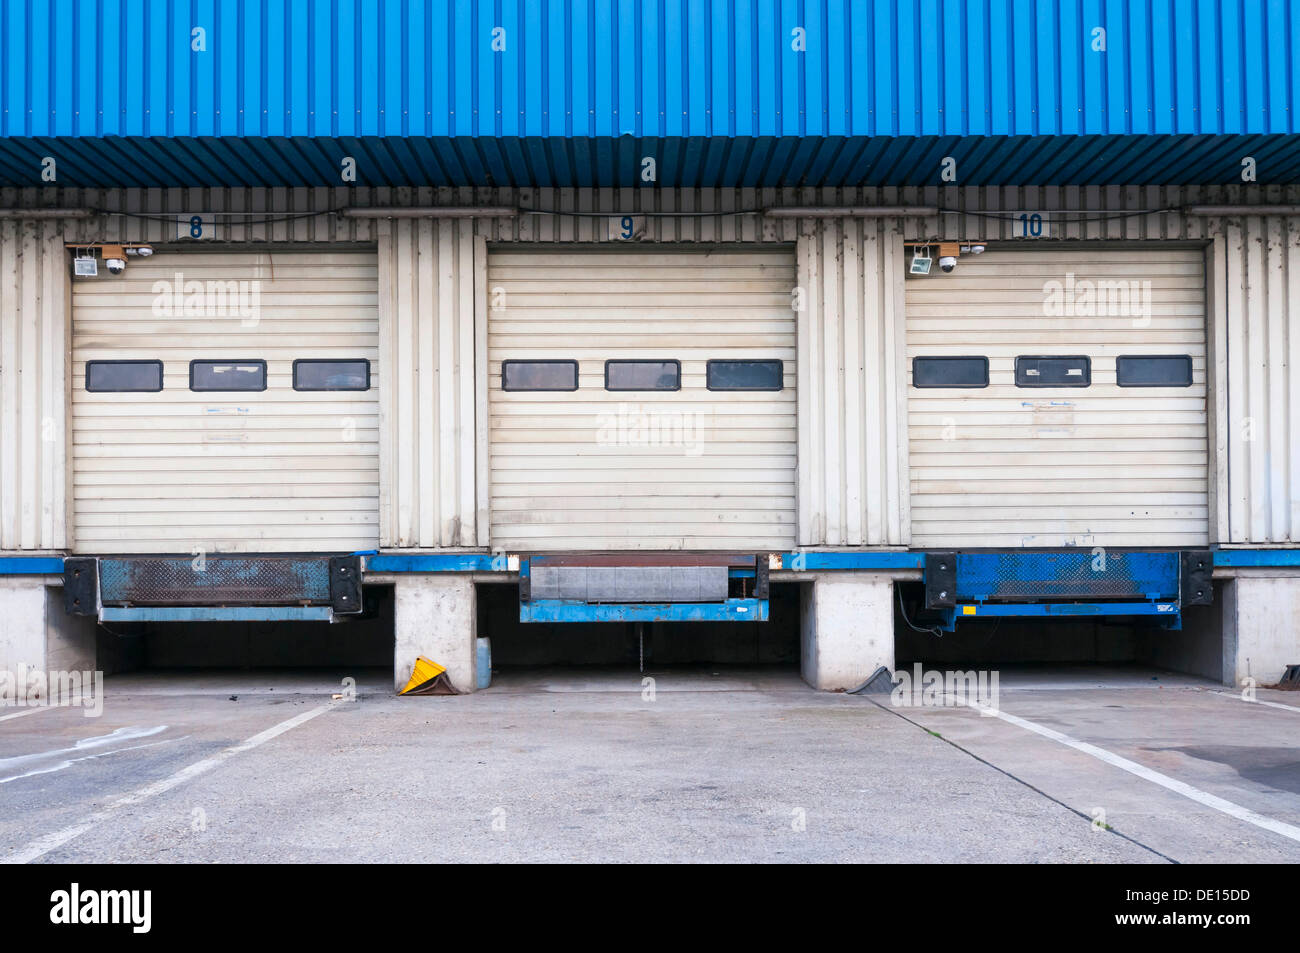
[105,257,127,274]
[938,256,957,273]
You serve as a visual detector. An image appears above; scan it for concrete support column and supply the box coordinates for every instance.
[392,575,477,694]
[0,576,96,679]
[1223,573,1300,688]
[799,573,895,691]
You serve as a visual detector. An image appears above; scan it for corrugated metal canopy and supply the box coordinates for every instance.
[2,0,1298,187]
[2,132,1299,187]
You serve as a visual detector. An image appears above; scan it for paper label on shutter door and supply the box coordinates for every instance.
[1027,400,1075,437]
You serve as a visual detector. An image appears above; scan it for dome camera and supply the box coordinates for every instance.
[105,257,127,274]
[938,256,957,273]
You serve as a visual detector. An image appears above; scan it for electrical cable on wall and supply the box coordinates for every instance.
[72,202,1222,227]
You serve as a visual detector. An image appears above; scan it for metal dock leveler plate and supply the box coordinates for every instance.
[91,555,362,623]
[518,554,769,623]
[923,550,1208,633]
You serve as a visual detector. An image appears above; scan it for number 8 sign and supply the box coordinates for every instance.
[177,213,219,240]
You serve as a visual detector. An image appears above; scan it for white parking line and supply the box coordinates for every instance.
[955,696,1300,845]
[1212,689,1300,714]
[3,700,338,865]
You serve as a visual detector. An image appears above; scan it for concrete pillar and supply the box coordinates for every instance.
[1224,573,1300,688]
[0,577,50,675]
[800,573,895,691]
[392,575,477,694]
[0,576,96,680]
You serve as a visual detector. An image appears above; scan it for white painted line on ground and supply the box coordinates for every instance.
[1211,689,1300,714]
[3,700,338,865]
[951,695,1300,845]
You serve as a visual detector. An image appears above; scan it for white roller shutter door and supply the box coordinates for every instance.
[906,245,1208,549]
[487,247,797,551]
[71,250,379,554]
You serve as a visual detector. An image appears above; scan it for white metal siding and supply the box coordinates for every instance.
[71,250,379,554]
[378,218,480,548]
[796,218,909,547]
[0,218,70,552]
[906,245,1209,548]
[487,247,797,551]
[1217,217,1300,543]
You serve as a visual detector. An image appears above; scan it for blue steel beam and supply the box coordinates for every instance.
[937,600,1183,632]
[778,552,925,571]
[1213,550,1300,567]
[8,551,1294,582]
[953,602,1180,619]
[364,554,508,573]
[520,598,768,624]
[0,557,65,574]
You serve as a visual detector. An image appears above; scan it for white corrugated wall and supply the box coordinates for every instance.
[378,218,480,548]
[797,217,908,547]
[1217,216,1300,544]
[0,218,70,552]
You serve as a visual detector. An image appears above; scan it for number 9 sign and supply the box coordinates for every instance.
[607,215,644,241]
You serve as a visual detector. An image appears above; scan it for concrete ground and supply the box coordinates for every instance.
[2,664,1299,863]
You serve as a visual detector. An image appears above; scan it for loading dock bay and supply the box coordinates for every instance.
[3,666,1299,864]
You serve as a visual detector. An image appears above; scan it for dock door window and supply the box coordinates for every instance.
[293,359,371,391]
[1015,356,1091,388]
[912,356,989,388]
[706,359,784,391]
[85,360,164,392]
[501,360,580,392]
[1116,355,1193,387]
[605,360,681,391]
[190,360,267,392]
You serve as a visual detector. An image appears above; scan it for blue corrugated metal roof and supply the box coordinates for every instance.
[1,0,1297,186]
